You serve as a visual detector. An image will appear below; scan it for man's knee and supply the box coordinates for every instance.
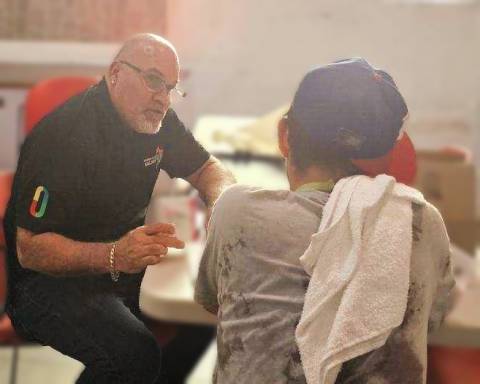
[115,328,162,384]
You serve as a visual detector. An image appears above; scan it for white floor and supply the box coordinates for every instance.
[0,345,83,384]
[0,343,215,384]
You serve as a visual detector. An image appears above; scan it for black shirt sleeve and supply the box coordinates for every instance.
[14,120,88,235]
[160,109,211,178]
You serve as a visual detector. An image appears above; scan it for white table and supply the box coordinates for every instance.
[428,245,480,348]
[139,242,480,384]
[140,243,480,345]
[139,246,216,326]
[139,246,217,383]
[429,287,480,348]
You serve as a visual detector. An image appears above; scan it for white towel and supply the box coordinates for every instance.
[295,174,426,384]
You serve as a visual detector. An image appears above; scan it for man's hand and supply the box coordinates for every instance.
[115,223,185,274]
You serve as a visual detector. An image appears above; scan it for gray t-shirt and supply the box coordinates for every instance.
[195,184,329,384]
[195,184,454,384]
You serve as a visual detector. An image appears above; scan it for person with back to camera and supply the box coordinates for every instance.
[195,58,454,384]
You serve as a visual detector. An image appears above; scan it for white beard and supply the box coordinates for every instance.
[136,117,162,134]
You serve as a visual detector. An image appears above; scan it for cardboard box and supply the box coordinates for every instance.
[415,150,476,222]
[445,220,480,255]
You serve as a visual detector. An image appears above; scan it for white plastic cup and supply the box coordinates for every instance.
[147,195,197,243]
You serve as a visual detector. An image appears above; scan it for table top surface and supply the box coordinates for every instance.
[139,245,217,325]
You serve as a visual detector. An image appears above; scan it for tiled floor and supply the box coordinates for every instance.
[0,343,215,384]
[0,345,83,384]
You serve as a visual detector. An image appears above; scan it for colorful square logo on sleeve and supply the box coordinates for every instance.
[29,186,49,218]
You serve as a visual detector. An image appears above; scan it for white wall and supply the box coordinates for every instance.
[1,1,478,205]
[0,88,27,170]
[167,0,479,146]
[167,0,480,215]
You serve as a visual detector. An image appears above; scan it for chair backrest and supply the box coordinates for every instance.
[0,171,13,304]
[24,76,98,135]
[0,171,14,247]
[387,134,417,186]
[0,171,13,223]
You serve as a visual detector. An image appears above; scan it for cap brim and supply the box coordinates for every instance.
[351,133,417,185]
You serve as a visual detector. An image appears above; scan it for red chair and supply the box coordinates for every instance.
[0,171,20,384]
[0,171,13,254]
[1,76,96,383]
[0,172,14,304]
[428,345,480,384]
[24,76,98,135]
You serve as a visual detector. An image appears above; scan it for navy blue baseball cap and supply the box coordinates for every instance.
[288,58,416,184]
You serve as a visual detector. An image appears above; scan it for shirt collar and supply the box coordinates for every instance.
[93,77,132,134]
[295,180,335,193]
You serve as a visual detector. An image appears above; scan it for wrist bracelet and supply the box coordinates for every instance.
[109,242,120,282]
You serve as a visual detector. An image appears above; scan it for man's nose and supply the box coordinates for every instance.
[152,89,170,106]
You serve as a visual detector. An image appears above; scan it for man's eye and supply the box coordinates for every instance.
[144,74,165,88]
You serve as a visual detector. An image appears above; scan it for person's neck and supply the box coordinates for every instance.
[288,165,337,191]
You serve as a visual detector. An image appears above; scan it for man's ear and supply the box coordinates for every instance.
[278,117,290,159]
[108,62,120,86]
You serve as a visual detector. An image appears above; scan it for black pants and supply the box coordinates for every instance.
[8,273,214,384]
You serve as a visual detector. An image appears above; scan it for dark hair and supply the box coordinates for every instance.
[285,114,361,177]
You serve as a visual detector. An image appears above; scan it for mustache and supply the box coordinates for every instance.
[145,105,165,114]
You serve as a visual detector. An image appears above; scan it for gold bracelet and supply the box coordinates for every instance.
[109,243,120,282]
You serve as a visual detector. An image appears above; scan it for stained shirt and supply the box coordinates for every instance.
[195,184,454,384]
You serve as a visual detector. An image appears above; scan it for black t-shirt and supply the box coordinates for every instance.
[3,79,210,290]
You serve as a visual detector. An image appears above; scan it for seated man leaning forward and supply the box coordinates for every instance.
[4,34,235,384]
[195,58,454,384]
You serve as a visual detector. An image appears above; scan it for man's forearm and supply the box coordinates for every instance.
[200,167,235,208]
[187,157,236,208]
[17,228,110,276]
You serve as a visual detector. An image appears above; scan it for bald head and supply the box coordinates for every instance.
[113,33,178,65]
[107,33,181,134]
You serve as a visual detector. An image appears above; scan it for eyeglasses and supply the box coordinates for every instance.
[117,60,186,98]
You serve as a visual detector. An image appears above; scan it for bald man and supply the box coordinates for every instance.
[3,34,235,383]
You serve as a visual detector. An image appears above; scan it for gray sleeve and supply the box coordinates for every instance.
[426,205,456,332]
[194,184,252,314]
[194,222,221,314]
[194,187,233,314]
